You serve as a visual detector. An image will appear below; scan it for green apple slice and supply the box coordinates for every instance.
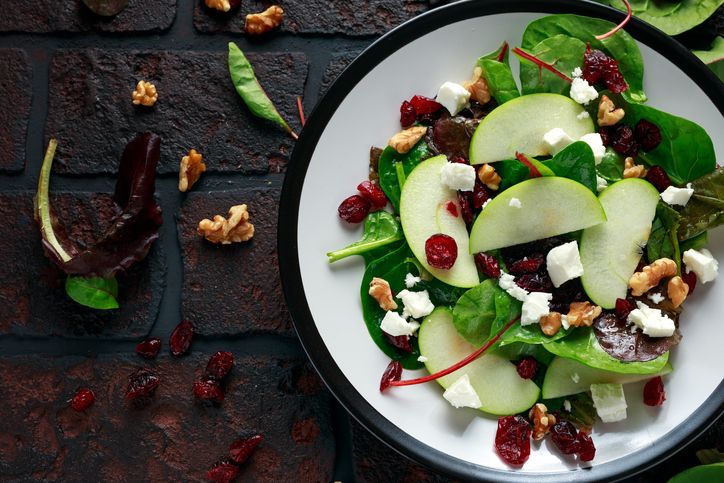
[400,155,479,288]
[469,93,594,164]
[418,307,540,415]
[580,178,659,309]
[542,356,673,399]
[469,177,606,253]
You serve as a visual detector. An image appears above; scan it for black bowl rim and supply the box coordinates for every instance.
[278,0,724,481]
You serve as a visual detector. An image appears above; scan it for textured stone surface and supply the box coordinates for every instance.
[45,49,307,174]
[320,50,363,97]
[0,353,334,482]
[0,192,164,338]
[178,189,292,336]
[194,0,429,35]
[0,49,32,172]
[0,0,176,33]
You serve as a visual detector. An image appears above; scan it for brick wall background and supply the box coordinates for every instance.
[0,0,721,481]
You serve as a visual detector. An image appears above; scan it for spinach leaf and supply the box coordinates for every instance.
[416,278,467,307]
[559,392,597,429]
[478,58,520,105]
[519,35,586,96]
[65,276,119,310]
[668,463,724,483]
[543,141,597,193]
[228,42,296,138]
[693,37,724,82]
[327,211,404,263]
[596,147,625,182]
[522,14,646,102]
[500,323,571,347]
[493,342,555,365]
[606,92,716,185]
[377,141,431,212]
[542,327,669,374]
[677,167,724,240]
[680,231,708,253]
[647,202,682,267]
[496,159,532,191]
[480,41,510,63]
[452,280,502,346]
[600,0,724,36]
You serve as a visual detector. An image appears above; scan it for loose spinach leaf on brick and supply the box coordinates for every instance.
[65,276,119,310]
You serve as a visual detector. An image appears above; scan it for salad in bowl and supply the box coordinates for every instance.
[326,9,721,467]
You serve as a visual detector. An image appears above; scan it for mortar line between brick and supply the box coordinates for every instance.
[20,47,51,191]
[331,398,356,482]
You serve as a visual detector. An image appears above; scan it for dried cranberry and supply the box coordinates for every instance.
[169,320,194,357]
[425,234,458,270]
[380,360,402,392]
[445,201,459,217]
[193,380,225,403]
[515,357,538,380]
[400,100,416,127]
[599,127,612,146]
[450,156,469,164]
[681,271,697,294]
[576,431,596,462]
[70,387,95,412]
[206,461,239,483]
[229,434,264,464]
[357,181,388,210]
[550,421,579,455]
[384,334,413,353]
[508,254,545,275]
[582,48,628,93]
[125,368,160,400]
[611,124,638,157]
[135,338,161,359]
[472,181,490,209]
[516,272,553,292]
[337,194,370,223]
[635,119,662,151]
[645,166,672,192]
[206,351,235,380]
[474,253,501,279]
[615,298,635,321]
[409,95,443,115]
[457,192,474,225]
[494,415,531,466]
[643,376,666,406]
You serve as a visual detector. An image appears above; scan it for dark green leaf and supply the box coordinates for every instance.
[600,0,724,36]
[493,342,555,365]
[694,37,724,82]
[228,42,295,138]
[480,41,510,63]
[543,141,597,193]
[677,167,724,240]
[518,35,586,96]
[477,58,520,105]
[415,278,467,307]
[680,231,708,253]
[668,463,724,483]
[496,159,535,191]
[452,280,502,346]
[596,147,625,182]
[377,141,431,213]
[65,276,119,310]
[647,202,682,267]
[327,211,404,263]
[560,392,597,429]
[500,323,572,347]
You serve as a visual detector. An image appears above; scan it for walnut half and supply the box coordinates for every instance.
[369,277,398,311]
[529,403,556,441]
[623,156,647,179]
[629,258,677,296]
[131,80,157,107]
[198,205,255,244]
[245,5,284,36]
[204,0,238,12]
[388,126,427,154]
[597,94,625,127]
[667,275,689,308]
[478,163,501,191]
[566,302,602,328]
[178,149,206,192]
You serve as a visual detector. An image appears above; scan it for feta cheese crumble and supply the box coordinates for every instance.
[440,162,476,191]
[627,301,676,338]
[380,311,420,337]
[396,289,435,319]
[596,175,608,192]
[436,81,471,116]
[682,248,718,283]
[546,241,584,288]
[509,197,522,209]
[498,273,528,301]
[571,67,583,78]
[660,185,694,206]
[577,110,590,120]
[543,128,574,155]
[417,355,428,363]
[570,76,599,105]
[442,374,482,409]
[579,133,606,164]
[563,399,572,412]
[561,314,570,330]
[647,292,665,304]
[521,292,553,326]
[591,383,628,423]
[404,273,421,289]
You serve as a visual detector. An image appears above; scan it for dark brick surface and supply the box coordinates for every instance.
[0,49,32,172]
[178,189,293,336]
[193,0,429,35]
[0,0,177,33]
[0,192,164,339]
[45,49,307,175]
[320,50,363,97]
[0,352,334,482]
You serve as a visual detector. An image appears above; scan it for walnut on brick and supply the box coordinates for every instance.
[245,6,284,36]
[198,205,254,244]
[131,80,157,107]
[178,149,206,193]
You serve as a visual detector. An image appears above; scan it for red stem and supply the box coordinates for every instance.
[389,315,520,387]
[497,41,509,63]
[512,47,572,83]
[297,96,306,127]
[596,0,632,40]
[515,152,542,178]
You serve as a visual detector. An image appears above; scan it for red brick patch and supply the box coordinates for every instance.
[0,49,32,172]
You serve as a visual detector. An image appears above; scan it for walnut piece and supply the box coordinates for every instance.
[667,275,689,308]
[477,163,501,190]
[178,149,206,193]
[388,126,427,154]
[463,67,491,105]
[204,0,233,12]
[529,403,556,441]
[245,5,284,36]
[368,277,398,311]
[629,258,677,296]
[566,302,602,328]
[539,312,562,336]
[131,80,158,107]
[597,94,625,127]
[623,156,647,179]
[198,205,255,244]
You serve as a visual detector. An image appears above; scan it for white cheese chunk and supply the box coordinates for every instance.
[590,383,628,423]
[572,67,583,78]
[498,273,528,302]
[380,311,420,337]
[417,355,428,363]
[627,301,676,338]
[596,175,608,192]
[509,197,522,209]
[543,128,574,155]
[647,292,665,304]
[561,314,570,330]
[570,77,599,105]
[440,162,476,192]
[660,185,694,206]
[442,374,482,409]
[577,110,590,120]
[683,248,718,283]
[404,273,421,289]
[396,289,435,319]
[521,292,553,326]
[436,81,471,116]
[563,399,572,412]
[579,133,606,164]
[546,241,584,288]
